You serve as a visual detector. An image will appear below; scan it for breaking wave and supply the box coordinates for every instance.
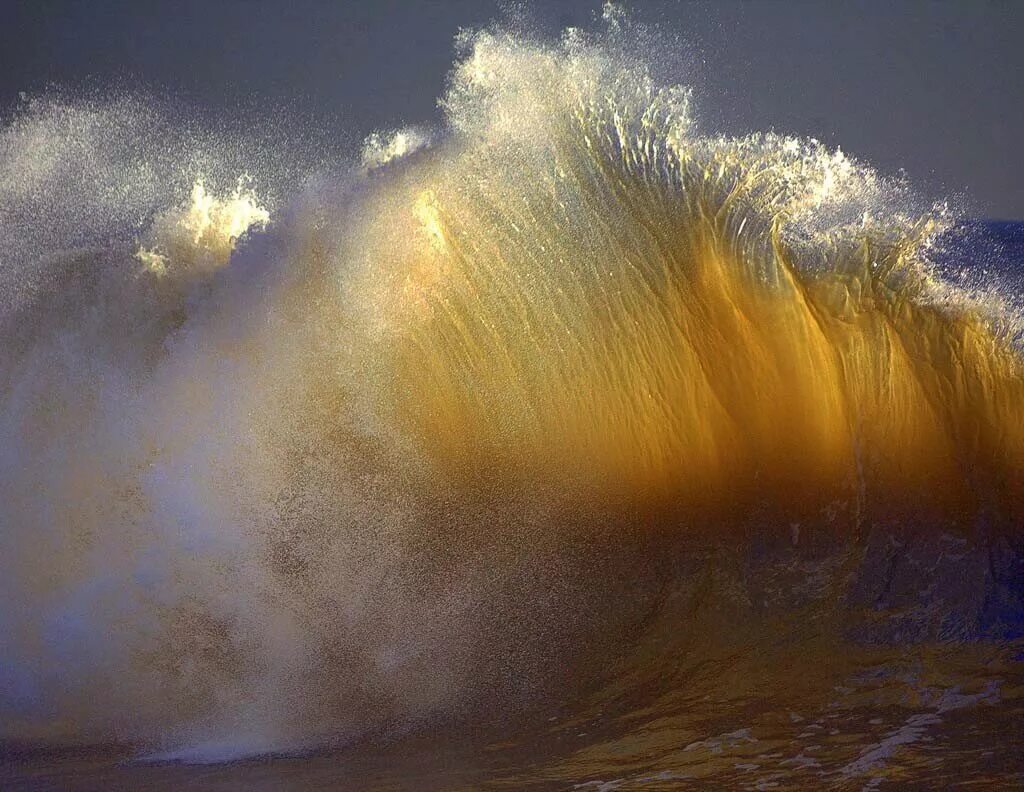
[1,10,1021,763]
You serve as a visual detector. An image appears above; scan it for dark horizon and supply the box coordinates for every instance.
[3,0,1023,219]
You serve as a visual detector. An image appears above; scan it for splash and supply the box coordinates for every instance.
[361,128,431,170]
[0,12,1021,762]
[137,178,269,276]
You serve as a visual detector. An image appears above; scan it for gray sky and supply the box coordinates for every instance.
[2,0,1022,218]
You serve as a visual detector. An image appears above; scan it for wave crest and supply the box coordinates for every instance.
[349,27,1024,526]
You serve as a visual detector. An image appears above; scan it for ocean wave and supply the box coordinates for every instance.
[0,12,1021,762]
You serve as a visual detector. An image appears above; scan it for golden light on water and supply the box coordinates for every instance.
[343,37,1024,527]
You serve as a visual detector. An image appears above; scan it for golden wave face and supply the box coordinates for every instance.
[347,30,1024,528]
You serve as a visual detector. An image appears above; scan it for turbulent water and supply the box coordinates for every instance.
[2,11,1023,790]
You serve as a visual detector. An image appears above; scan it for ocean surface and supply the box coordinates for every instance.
[2,12,1022,790]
